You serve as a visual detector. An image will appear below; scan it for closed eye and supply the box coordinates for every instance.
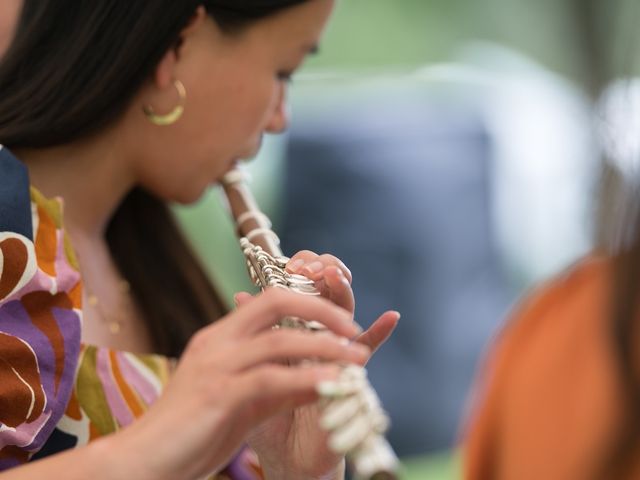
[277,71,295,84]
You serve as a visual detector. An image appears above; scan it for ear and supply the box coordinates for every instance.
[152,6,209,90]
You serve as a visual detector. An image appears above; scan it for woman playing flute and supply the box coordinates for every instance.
[0,1,399,478]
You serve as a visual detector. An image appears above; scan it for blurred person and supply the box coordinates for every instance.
[0,0,20,55]
[463,2,640,478]
[0,1,399,479]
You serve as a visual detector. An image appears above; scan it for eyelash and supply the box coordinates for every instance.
[277,71,294,84]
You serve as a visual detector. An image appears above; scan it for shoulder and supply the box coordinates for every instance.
[0,146,33,240]
[466,254,614,422]
[0,147,80,303]
[0,147,35,302]
[504,255,611,346]
[464,256,616,477]
[482,255,612,389]
[0,147,83,468]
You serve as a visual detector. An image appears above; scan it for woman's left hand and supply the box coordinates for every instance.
[233,250,399,480]
[286,250,356,314]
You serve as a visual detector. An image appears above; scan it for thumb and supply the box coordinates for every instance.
[233,291,255,308]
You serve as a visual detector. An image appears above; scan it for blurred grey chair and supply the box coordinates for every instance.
[280,87,513,456]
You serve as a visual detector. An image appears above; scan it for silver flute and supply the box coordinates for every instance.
[221,167,399,480]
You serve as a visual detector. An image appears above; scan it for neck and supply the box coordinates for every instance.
[14,131,136,242]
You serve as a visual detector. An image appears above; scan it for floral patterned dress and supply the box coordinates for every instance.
[0,146,261,479]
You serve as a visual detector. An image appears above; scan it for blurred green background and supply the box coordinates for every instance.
[308,0,583,76]
[307,0,639,96]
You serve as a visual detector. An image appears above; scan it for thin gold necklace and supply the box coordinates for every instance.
[85,279,131,335]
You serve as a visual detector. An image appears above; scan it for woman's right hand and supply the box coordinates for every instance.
[107,287,368,480]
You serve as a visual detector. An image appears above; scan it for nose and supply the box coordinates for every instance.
[264,84,290,134]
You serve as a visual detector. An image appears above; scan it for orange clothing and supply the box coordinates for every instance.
[464,256,640,479]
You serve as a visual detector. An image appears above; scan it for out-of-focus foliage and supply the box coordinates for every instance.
[306,0,639,91]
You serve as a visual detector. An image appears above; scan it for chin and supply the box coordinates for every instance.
[171,184,210,206]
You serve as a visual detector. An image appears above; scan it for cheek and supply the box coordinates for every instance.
[195,73,277,146]
[158,79,274,193]
[223,83,276,139]
[140,63,280,201]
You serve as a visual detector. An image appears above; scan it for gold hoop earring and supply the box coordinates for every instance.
[143,79,187,126]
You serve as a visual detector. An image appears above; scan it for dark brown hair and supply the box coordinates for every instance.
[0,0,308,357]
[572,0,640,475]
[608,234,640,477]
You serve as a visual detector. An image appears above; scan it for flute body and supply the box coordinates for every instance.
[221,168,399,480]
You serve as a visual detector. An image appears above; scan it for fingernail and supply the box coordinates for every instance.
[303,261,323,275]
[287,259,305,273]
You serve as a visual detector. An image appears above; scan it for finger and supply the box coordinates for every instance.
[355,311,400,358]
[237,364,341,422]
[230,329,370,371]
[322,266,355,313]
[233,291,254,308]
[228,288,361,338]
[287,251,353,284]
[301,254,352,284]
[286,250,319,274]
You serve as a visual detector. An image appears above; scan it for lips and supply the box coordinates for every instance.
[225,160,240,173]
[236,136,264,161]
